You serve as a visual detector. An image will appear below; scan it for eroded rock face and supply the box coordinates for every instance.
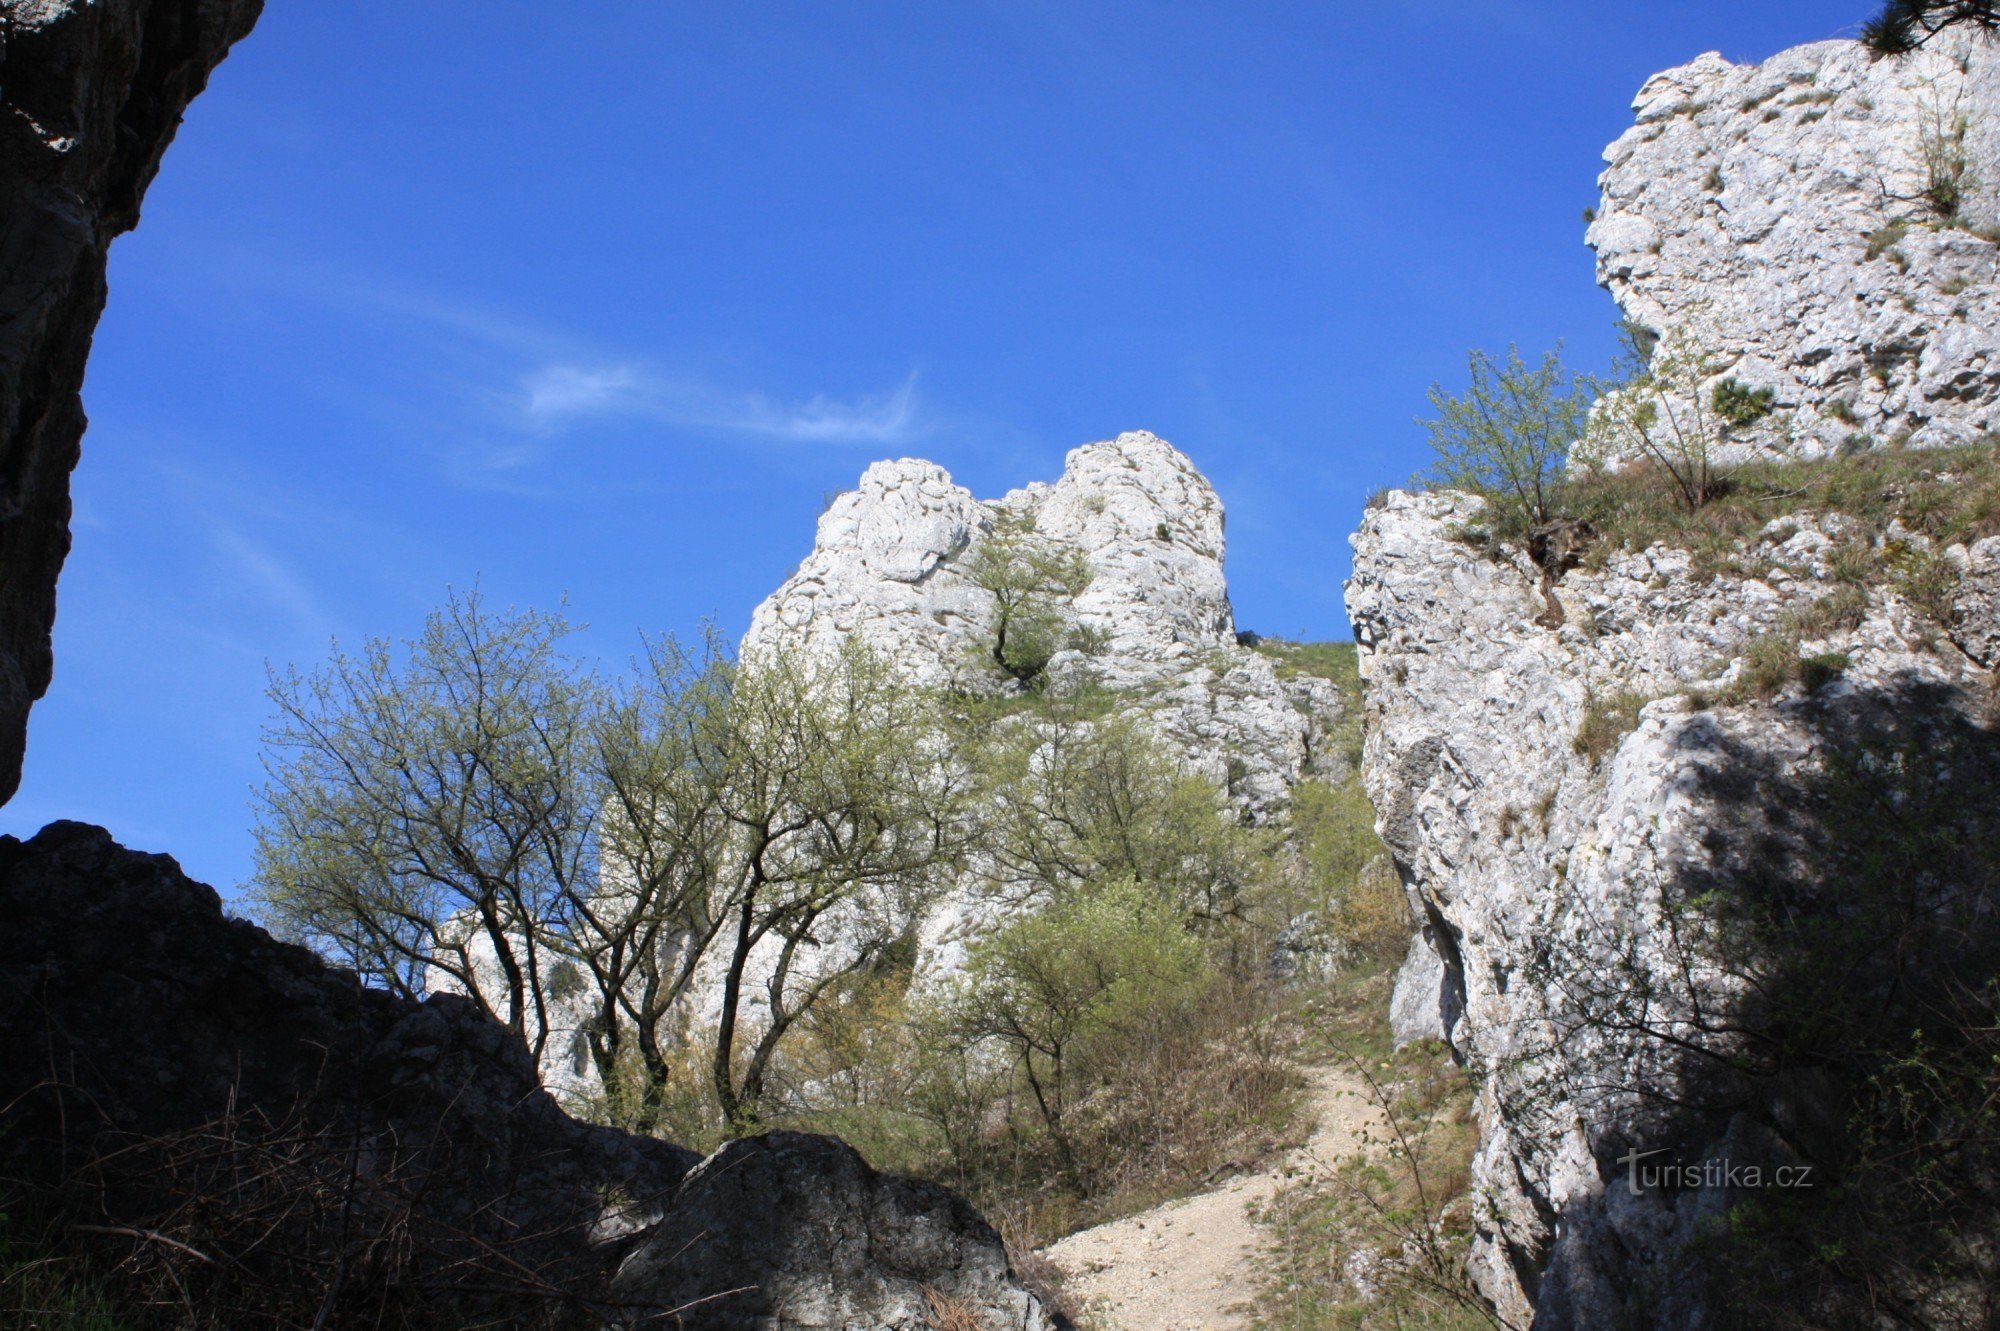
[1348,493,2000,1326]
[0,0,263,805]
[1588,33,2000,457]
[746,430,1345,817]
[0,822,1059,1329]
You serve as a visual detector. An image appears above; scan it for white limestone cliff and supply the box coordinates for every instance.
[1587,32,2000,457]
[745,430,1345,818]
[1348,487,1998,1326]
[1336,36,2000,1321]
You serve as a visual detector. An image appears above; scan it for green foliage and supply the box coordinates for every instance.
[1864,0,2000,55]
[249,597,968,1132]
[934,878,1208,1182]
[1419,344,1594,530]
[962,514,1093,685]
[247,589,598,1035]
[1587,323,1738,511]
[967,697,1275,925]
[1710,378,1775,427]
[1292,777,1404,952]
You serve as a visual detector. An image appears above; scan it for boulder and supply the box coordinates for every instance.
[0,821,1059,1329]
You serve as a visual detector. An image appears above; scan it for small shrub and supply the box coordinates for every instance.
[1734,631,1806,702]
[1917,83,1979,223]
[1574,690,1650,766]
[963,514,1093,685]
[1888,543,1961,622]
[1827,397,1860,424]
[1154,521,1171,542]
[1791,584,1871,636]
[1587,323,1738,512]
[1420,344,1594,534]
[1865,221,1911,260]
[1798,651,1851,691]
[1711,378,1775,426]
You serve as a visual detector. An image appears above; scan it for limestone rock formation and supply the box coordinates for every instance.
[0,0,263,805]
[746,430,1346,817]
[1348,490,2000,1326]
[0,821,1061,1329]
[1587,32,2000,457]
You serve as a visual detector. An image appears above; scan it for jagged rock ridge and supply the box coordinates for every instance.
[746,429,1346,819]
[1588,31,2000,457]
[0,0,263,805]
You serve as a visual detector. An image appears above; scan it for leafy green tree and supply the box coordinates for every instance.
[962,513,1093,684]
[967,694,1271,925]
[1864,0,2000,54]
[248,590,596,1063]
[250,594,967,1133]
[693,641,972,1127]
[1419,344,1594,534]
[935,877,1207,1186]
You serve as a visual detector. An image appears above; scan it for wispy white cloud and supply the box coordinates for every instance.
[523,363,644,420]
[519,362,925,446]
[214,259,932,466]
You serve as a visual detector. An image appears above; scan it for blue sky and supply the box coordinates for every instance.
[6,1,1869,893]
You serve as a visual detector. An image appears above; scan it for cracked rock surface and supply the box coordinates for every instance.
[0,0,263,804]
[1588,32,2000,457]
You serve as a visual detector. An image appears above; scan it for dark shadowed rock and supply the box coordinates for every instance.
[613,1132,1059,1330]
[0,822,1060,1328]
[0,0,263,805]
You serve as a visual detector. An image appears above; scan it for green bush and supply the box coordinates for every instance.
[1419,344,1595,533]
[962,515,1093,685]
[1710,378,1775,427]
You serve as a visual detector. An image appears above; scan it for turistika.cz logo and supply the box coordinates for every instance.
[1617,1147,1816,1195]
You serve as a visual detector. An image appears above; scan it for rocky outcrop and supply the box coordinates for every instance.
[0,0,263,805]
[746,430,1346,817]
[1588,32,2000,457]
[0,821,1061,1329]
[1348,492,2000,1326]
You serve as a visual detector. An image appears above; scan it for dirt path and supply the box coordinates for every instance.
[1042,1066,1383,1331]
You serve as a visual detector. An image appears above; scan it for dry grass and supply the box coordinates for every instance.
[0,1084,638,1331]
[921,1285,986,1331]
[1252,961,1505,1331]
[1573,690,1651,766]
[1460,440,2000,587]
